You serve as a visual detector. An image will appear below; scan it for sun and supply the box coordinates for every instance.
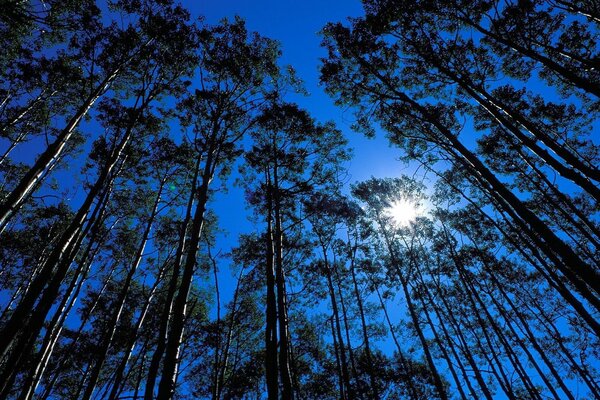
[385,199,421,226]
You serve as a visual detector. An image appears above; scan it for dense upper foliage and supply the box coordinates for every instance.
[0,0,598,399]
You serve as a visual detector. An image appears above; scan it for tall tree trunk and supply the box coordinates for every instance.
[0,169,120,397]
[37,260,120,400]
[427,271,494,400]
[323,249,350,400]
[80,180,164,400]
[215,266,246,400]
[144,157,201,400]
[405,249,474,400]
[435,123,600,302]
[0,69,121,232]
[414,44,600,190]
[448,71,600,200]
[0,136,129,370]
[396,271,448,400]
[376,215,448,400]
[264,253,278,400]
[453,10,600,97]
[442,232,541,399]
[107,257,168,400]
[210,243,222,400]
[348,244,378,399]
[511,144,600,253]
[264,173,279,400]
[329,316,345,400]
[17,185,113,400]
[0,93,151,362]
[156,143,219,399]
[272,163,294,400]
[0,90,48,136]
[467,310,516,398]
[370,281,421,399]
[549,0,600,23]
[333,262,359,398]
[484,271,574,400]
[525,295,600,398]
[430,165,600,335]
[355,54,600,302]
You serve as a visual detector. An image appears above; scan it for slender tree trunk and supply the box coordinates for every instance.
[156,145,218,399]
[427,272,494,400]
[454,10,600,97]
[376,216,448,400]
[355,55,600,302]
[215,266,246,400]
[434,120,600,302]
[417,48,600,190]
[0,137,128,368]
[0,129,28,166]
[330,316,345,400]
[449,73,600,200]
[425,295,483,400]
[144,157,201,400]
[0,93,150,362]
[0,90,50,135]
[429,165,600,336]
[442,235,541,399]
[107,258,168,400]
[525,296,600,398]
[38,260,120,400]
[0,69,122,232]
[323,250,350,400]
[512,144,600,252]
[17,185,113,400]
[210,243,222,400]
[272,161,294,400]
[484,272,574,400]
[0,169,121,397]
[80,181,164,400]
[348,245,379,399]
[371,282,421,400]
[134,340,150,400]
[434,271,517,399]
[265,173,279,400]
[333,263,359,399]
[396,272,448,400]
[467,312,516,398]
[405,251,473,400]
[549,0,600,23]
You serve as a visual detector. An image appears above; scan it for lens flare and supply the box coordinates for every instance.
[386,199,421,226]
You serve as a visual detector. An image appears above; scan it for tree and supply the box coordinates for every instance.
[0,0,194,231]
[0,2,198,393]
[320,5,600,325]
[352,177,449,400]
[149,18,295,399]
[242,102,349,400]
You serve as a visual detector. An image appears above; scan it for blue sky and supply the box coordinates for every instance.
[174,1,419,337]
[190,0,409,183]
[185,0,412,243]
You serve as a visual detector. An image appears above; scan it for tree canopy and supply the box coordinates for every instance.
[0,1,598,399]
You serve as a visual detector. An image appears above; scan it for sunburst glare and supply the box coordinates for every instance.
[385,199,422,226]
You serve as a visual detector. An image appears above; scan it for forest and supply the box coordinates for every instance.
[0,0,598,399]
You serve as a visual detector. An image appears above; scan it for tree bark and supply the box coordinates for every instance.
[264,183,279,400]
[144,157,201,400]
[272,163,294,400]
[16,184,113,400]
[80,180,164,400]
[156,143,218,399]
[0,69,121,232]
